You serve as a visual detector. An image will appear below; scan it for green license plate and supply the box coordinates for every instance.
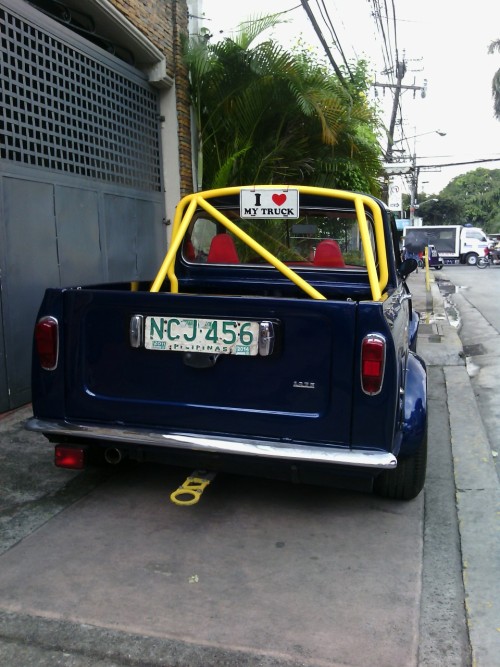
[144,316,260,355]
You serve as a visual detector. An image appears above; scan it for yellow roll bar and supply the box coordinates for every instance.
[150,185,388,301]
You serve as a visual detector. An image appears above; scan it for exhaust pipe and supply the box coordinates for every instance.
[104,447,123,465]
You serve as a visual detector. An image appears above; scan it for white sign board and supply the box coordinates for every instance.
[240,188,299,218]
[388,178,403,212]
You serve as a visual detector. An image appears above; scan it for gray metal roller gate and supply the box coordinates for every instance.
[0,0,167,411]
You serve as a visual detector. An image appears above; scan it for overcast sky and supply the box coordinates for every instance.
[200,0,500,195]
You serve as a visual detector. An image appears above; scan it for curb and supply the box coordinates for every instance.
[420,270,500,666]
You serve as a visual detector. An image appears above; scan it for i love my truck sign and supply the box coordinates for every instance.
[240,188,299,219]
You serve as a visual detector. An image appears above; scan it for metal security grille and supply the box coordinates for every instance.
[0,6,161,191]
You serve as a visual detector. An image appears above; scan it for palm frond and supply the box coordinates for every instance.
[183,21,384,191]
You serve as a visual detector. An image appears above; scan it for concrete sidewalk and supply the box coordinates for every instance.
[408,269,500,667]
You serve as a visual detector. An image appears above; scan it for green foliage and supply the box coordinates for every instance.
[183,19,383,194]
[439,168,500,232]
[405,169,500,232]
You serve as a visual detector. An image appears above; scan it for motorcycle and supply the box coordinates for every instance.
[477,248,500,268]
[427,244,443,270]
[403,244,443,271]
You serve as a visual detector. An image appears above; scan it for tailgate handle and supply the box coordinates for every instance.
[259,321,275,356]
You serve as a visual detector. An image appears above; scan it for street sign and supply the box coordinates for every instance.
[388,178,403,211]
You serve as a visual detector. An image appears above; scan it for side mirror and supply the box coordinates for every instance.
[398,258,418,280]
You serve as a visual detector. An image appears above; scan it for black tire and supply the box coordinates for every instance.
[373,433,427,500]
[465,253,478,266]
[477,256,488,269]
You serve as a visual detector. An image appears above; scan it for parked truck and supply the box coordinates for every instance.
[26,185,427,501]
[403,224,489,265]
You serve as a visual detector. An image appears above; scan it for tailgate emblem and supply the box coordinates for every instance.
[293,381,315,389]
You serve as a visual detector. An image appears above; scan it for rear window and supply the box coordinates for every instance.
[184,208,375,269]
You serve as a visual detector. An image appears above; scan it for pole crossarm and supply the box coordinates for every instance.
[373,82,426,93]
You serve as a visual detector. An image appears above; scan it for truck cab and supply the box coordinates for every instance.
[403,224,489,265]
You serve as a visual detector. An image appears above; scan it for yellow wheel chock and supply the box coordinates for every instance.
[170,470,216,506]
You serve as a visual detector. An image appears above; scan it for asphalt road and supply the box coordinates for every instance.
[0,268,497,667]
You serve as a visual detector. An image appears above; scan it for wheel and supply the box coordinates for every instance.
[433,264,443,270]
[465,253,478,266]
[477,256,488,269]
[373,433,427,500]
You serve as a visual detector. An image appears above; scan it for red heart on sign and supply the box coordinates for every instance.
[272,193,287,206]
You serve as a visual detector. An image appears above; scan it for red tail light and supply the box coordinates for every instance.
[35,316,59,370]
[55,445,86,469]
[361,334,386,395]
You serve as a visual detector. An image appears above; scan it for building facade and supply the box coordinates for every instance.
[0,0,193,411]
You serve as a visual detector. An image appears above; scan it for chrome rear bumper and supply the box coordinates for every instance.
[25,418,397,469]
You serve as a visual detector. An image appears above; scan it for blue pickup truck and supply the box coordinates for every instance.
[27,185,427,500]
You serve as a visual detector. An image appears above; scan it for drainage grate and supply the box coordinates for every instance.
[462,343,486,357]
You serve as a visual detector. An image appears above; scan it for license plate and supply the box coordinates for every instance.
[144,316,260,355]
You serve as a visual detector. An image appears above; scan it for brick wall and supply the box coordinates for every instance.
[109,0,193,195]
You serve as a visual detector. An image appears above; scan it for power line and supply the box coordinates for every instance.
[390,0,399,63]
[370,0,395,80]
[314,0,354,77]
[299,0,351,86]
[419,157,500,169]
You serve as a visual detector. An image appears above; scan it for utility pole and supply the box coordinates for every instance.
[373,58,427,163]
[374,58,427,204]
[383,59,406,164]
[409,153,419,224]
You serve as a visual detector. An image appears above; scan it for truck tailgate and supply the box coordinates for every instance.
[63,290,357,446]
